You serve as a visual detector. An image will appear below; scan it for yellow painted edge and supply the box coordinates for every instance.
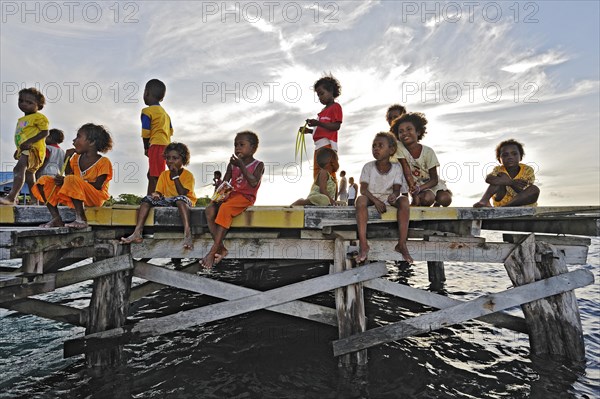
[84,207,112,225]
[111,207,154,226]
[231,207,305,228]
[379,207,459,221]
[0,205,15,224]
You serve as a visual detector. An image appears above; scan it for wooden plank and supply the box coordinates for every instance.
[156,231,280,240]
[111,205,154,226]
[425,235,485,243]
[0,275,56,302]
[363,278,527,333]
[0,206,15,224]
[231,206,305,228]
[133,262,336,326]
[129,262,201,302]
[12,205,76,224]
[152,207,205,227]
[22,252,44,274]
[130,238,335,260]
[11,230,94,256]
[1,298,86,326]
[503,234,591,246]
[332,268,594,356]
[64,262,387,357]
[482,218,599,237]
[55,255,133,288]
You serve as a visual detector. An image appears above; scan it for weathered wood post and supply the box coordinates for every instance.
[427,261,445,287]
[504,234,586,362]
[333,237,367,367]
[85,244,133,368]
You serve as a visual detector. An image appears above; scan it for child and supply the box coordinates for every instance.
[32,123,113,228]
[212,170,223,193]
[121,142,197,249]
[386,104,414,192]
[202,131,264,269]
[291,148,339,206]
[0,88,49,205]
[301,75,343,179]
[390,112,452,207]
[473,139,539,207]
[36,129,66,178]
[347,177,358,206]
[356,132,412,264]
[337,170,348,204]
[141,79,173,195]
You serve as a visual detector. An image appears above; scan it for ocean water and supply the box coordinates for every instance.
[0,232,598,398]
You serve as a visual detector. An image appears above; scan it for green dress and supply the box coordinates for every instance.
[307,172,336,206]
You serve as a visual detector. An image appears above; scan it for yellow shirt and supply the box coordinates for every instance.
[492,163,537,207]
[156,168,197,204]
[141,105,173,145]
[15,112,48,160]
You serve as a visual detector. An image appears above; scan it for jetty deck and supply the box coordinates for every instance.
[0,204,598,368]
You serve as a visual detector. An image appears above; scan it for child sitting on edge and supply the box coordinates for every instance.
[473,139,539,207]
[141,79,173,195]
[356,132,412,264]
[0,88,49,205]
[32,123,113,228]
[36,128,66,179]
[292,148,339,206]
[202,131,264,269]
[301,74,343,180]
[121,142,197,249]
[390,112,452,207]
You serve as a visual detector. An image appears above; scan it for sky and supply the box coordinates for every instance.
[1,0,599,206]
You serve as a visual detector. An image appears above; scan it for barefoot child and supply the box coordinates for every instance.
[390,112,452,207]
[291,148,338,206]
[473,139,539,207]
[0,88,49,205]
[141,79,173,195]
[356,132,413,264]
[32,123,113,228]
[300,74,343,179]
[121,142,197,249]
[202,131,264,268]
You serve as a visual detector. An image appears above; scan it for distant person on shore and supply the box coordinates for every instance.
[32,123,113,228]
[0,88,49,205]
[473,139,539,207]
[202,131,264,269]
[36,129,66,179]
[390,112,452,207]
[212,170,223,193]
[292,148,339,206]
[121,142,197,249]
[347,177,358,206]
[141,79,173,195]
[386,104,415,192]
[337,170,348,204]
[356,132,412,264]
[300,74,343,180]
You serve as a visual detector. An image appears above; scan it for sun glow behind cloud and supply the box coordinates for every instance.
[1,1,598,206]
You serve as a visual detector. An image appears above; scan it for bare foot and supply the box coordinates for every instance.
[121,233,143,244]
[473,200,491,208]
[182,234,194,250]
[394,243,414,263]
[356,244,369,264]
[39,218,64,228]
[0,197,16,205]
[201,252,217,269]
[65,220,88,229]
[214,246,228,265]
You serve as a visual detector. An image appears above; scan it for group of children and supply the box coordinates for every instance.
[1,75,540,267]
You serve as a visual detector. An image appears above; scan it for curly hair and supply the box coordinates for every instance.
[390,112,428,141]
[164,142,191,166]
[314,74,341,98]
[374,132,398,154]
[79,123,113,153]
[315,147,338,168]
[495,139,525,162]
[385,104,407,125]
[19,87,46,110]
[48,129,65,144]
[235,131,259,148]
[145,79,167,101]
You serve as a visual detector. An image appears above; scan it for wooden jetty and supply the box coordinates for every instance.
[0,204,598,369]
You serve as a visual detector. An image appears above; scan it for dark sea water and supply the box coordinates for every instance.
[1,232,598,398]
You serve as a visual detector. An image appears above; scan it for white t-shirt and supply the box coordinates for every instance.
[359,161,408,202]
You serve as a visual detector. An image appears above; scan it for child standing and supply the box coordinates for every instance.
[356,132,412,264]
[0,88,49,205]
[301,75,343,180]
[473,139,539,207]
[390,113,452,207]
[292,148,339,206]
[212,170,223,193]
[36,129,66,178]
[141,79,173,195]
[347,177,358,206]
[202,131,264,269]
[121,142,197,249]
[337,170,348,204]
[32,123,113,228]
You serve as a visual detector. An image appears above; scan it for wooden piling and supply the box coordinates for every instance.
[503,234,587,363]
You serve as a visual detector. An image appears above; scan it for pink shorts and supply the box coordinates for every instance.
[148,145,167,177]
